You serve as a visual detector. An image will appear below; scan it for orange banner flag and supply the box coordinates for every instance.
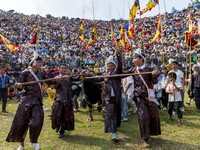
[79,20,84,45]
[130,0,140,19]
[0,34,20,52]
[140,0,158,15]
[149,16,161,44]
[85,24,97,50]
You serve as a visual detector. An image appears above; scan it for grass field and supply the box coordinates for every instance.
[0,95,200,150]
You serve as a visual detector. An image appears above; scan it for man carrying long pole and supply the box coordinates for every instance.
[129,49,161,148]
[6,55,53,150]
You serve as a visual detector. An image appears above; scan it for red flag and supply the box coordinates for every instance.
[29,27,40,46]
[184,15,198,48]
[185,32,198,48]
[128,21,134,40]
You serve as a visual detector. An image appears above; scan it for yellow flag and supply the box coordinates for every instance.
[131,0,140,19]
[140,0,158,15]
[188,15,194,35]
[149,16,161,44]
[0,34,20,52]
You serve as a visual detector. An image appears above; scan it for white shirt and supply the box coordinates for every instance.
[169,69,183,89]
[136,64,145,70]
[154,82,162,98]
[160,74,168,89]
[197,62,200,67]
[166,81,182,102]
[122,76,134,96]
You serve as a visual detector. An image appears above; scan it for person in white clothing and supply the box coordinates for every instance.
[159,67,168,110]
[169,60,185,111]
[153,81,162,109]
[121,76,137,113]
[197,56,200,67]
[166,72,183,126]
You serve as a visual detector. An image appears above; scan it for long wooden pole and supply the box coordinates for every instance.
[84,71,152,79]
[19,72,152,86]
[20,76,67,86]
[157,1,165,65]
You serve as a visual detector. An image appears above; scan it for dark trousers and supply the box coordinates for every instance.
[135,97,161,140]
[194,88,200,109]
[168,101,182,119]
[104,97,121,133]
[6,104,44,143]
[180,89,184,107]
[0,88,8,112]
[72,95,79,110]
[160,89,168,108]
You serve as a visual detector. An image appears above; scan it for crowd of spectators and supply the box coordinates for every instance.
[0,4,200,127]
[0,5,200,81]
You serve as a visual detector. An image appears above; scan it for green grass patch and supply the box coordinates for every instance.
[0,95,200,150]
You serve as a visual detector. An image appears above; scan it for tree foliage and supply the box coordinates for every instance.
[189,0,200,6]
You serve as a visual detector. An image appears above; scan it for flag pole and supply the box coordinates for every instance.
[162,0,167,13]
[189,30,192,86]
[35,0,41,57]
[83,0,85,19]
[91,0,96,21]
[185,45,189,82]
[109,0,112,21]
[123,0,125,19]
[157,0,164,66]
[81,0,85,69]
[137,1,144,55]
[188,14,194,87]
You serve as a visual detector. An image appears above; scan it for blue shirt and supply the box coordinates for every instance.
[0,75,9,89]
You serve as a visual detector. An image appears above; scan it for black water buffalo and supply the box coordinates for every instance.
[71,73,103,122]
[82,78,103,121]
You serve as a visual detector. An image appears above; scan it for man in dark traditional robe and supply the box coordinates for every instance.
[51,64,79,138]
[103,49,122,141]
[131,49,161,148]
[6,55,51,150]
[190,65,200,109]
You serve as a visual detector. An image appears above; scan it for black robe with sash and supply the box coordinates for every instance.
[103,54,122,133]
[131,66,161,139]
[51,75,79,133]
[6,69,49,143]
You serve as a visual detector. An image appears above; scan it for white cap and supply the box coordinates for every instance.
[192,64,199,71]
[29,52,42,66]
[168,58,175,64]
[134,48,145,60]
[106,55,117,67]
